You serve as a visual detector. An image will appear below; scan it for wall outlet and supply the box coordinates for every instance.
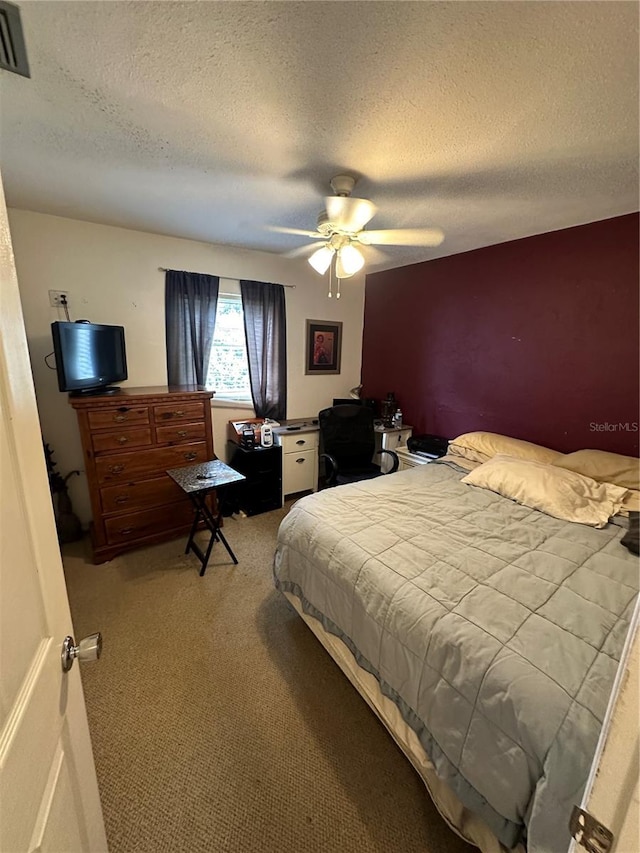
[49,290,68,307]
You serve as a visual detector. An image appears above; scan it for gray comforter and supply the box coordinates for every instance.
[273,461,638,851]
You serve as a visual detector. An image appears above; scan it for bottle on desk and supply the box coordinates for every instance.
[392,409,403,429]
[260,423,274,447]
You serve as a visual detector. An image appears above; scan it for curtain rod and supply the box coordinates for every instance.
[158,268,295,288]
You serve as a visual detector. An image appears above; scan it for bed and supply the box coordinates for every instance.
[273,449,639,852]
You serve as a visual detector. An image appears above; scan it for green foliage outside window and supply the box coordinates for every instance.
[207,295,252,403]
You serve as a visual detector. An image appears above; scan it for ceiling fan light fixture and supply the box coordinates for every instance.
[278,173,444,288]
[335,244,364,278]
[308,244,335,275]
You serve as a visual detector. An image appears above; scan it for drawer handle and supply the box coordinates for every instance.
[172,410,185,418]
[117,436,129,444]
[118,527,134,536]
[114,414,128,422]
[177,430,188,438]
[295,439,306,445]
[184,451,198,461]
[114,495,129,504]
[296,458,306,464]
[108,464,125,474]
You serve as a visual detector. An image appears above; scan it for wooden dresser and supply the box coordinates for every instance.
[70,386,215,563]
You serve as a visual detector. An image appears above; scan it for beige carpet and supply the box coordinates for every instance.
[63,505,472,853]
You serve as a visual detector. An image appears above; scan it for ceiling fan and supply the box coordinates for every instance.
[269,175,444,295]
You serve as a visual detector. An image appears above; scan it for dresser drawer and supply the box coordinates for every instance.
[70,387,215,562]
[156,422,206,445]
[96,442,209,484]
[283,449,316,494]
[153,402,205,422]
[105,501,194,545]
[88,406,149,430]
[277,430,319,453]
[92,427,152,454]
[100,476,185,515]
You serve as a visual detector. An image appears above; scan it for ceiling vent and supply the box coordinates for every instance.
[0,1,30,78]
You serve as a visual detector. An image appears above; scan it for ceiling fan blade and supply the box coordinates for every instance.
[282,242,323,258]
[325,196,377,232]
[266,225,325,239]
[358,228,445,247]
[358,244,390,266]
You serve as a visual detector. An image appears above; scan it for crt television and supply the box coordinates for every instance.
[51,321,127,395]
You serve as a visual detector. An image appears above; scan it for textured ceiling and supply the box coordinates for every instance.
[0,1,638,271]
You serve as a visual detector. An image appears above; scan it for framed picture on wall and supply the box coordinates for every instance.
[305,319,342,375]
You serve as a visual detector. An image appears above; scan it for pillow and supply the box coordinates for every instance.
[439,452,480,472]
[461,455,628,528]
[448,431,562,466]
[552,449,640,492]
[621,490,640,513]
[446,443,491,465]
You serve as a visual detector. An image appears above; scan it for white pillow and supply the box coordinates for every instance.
[621,490,640,513]
[440,453,480,472]
[552,449,640,491]
[448,431,562,466]
[462,455,628,528]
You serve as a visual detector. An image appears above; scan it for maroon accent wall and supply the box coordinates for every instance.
[361,213,639,456]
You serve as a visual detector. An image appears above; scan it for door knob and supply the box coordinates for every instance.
[61,632,103,673]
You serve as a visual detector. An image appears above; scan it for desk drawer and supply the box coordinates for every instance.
[283,449,316,494]
[156,422,205,445]
[100,476,184,515]
[92,427,152,454]
[277,431,319,453]
[105,501,193,545]
[240,490,281,517]
[153,402,205,422]
[88,406,149,430]
[96,442,209,484]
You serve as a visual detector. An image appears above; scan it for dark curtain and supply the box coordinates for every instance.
[240,280,287,420]
[165,270,219,387]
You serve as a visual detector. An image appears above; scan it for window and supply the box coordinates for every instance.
[207,293,252,404]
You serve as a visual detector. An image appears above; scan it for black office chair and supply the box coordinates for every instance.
[319,404,399,487]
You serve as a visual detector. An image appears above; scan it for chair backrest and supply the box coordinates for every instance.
[319,404,376,469]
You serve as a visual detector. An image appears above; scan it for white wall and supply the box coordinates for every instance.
[8,208,365,524]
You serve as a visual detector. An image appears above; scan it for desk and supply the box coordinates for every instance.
[167,460,245,576]
[374,425,413,472]
[395,447,437,470]
[273,423,319,503]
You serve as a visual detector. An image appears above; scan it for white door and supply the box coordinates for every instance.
[0,181,108,851]
[569,599,639,853]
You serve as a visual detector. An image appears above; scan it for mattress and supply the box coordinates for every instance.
[282,589,524,853]
[273,460,639,852]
